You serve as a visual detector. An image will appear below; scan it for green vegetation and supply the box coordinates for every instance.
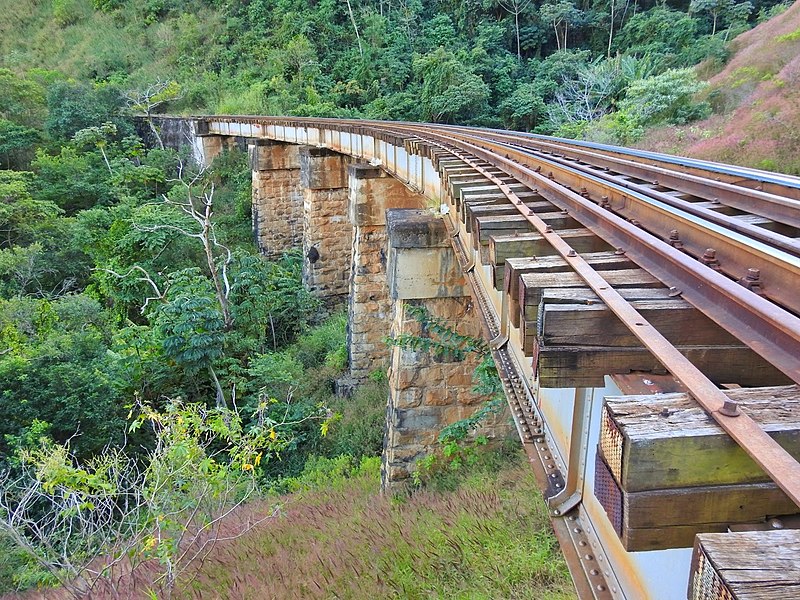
[176,450,575,599]
[0,0,787,145]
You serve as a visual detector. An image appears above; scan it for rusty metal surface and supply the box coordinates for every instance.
[599,407,624,484]
[594,454,623,538]
[689,546,735,600]
[443,126,800,228]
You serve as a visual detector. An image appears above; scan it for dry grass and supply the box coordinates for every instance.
[4,454,575,600]
[638,3,800,174]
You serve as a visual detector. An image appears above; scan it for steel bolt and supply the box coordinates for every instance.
[668,230,684,250]
[719,399,740,417]
[589,569,599,576]
[701,248,721,269]
[770,518,784,529]
[738,268,764,294]
[567,249,577,257]
[668,286,682,297]
[544,225,553,233]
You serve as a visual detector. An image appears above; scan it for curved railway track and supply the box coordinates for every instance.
[168,115,800,598]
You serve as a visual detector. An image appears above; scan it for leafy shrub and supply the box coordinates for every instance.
[617,68,711,129]
[323,377,388,459]
[52,0,83,26]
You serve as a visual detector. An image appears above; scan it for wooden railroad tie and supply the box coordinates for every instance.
[596,386,800,552]
[689,530,800,600]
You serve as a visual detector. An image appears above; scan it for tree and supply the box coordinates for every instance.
[0,120,40,169]
[123,81,184,150]
[0,171,61,249]
[496,0,535,60]
[540,0,584,51]
[617,68,711,128]
[413,48,490,123]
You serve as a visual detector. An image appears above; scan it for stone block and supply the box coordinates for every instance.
[348,166,424,226]
[395,407,441,431]
[299,146,348,189]
[249,140,301,171]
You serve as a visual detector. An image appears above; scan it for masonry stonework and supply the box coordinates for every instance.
[249,141,304,258]
[381,209,512,491]
[347,165,426,382]
[299,147,353,300]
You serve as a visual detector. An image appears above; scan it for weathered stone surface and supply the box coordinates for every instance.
[299,149,354,300]
[347,168,426,382]
[300,146,349,189]
[348,165,422,227]
[381,296,513,492]
[249,139,301,171]
[386,209,467,300]
[250,142,304,258]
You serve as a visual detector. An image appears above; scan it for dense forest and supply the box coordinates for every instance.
[0,0,795,595]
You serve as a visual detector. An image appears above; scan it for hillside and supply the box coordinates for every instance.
[638,1,800,173]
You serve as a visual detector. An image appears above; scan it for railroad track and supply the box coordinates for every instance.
[177,116,800,598]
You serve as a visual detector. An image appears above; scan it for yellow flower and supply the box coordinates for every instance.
[254,452,263,467]
[269,428,277,440]
[242,463,254,471]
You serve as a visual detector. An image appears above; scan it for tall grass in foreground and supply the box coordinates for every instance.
[180,453,575,599]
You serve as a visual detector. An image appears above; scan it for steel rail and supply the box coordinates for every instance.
[456,125,800,200]
[438,125,800,232]
[410,130,800,509]
[427,130,800,315]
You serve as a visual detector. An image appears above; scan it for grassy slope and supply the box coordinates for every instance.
[181,455,575,600]
[638,2,800,174]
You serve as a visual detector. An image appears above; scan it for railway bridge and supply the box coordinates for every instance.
[150,116,800,600]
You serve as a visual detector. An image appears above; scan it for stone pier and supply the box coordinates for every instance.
[347,165,425,382]
[381,209,512,491]
[299,147,353,300]
[249,140,304,257]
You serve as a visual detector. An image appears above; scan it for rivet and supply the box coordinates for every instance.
[770,518,784,529]
[584,554,594,561]
[668,286,682,297]
[550,473,558,478]
[580,541,588,548]
[614,247,625,255]
[552,509,561,516]
[567,249,577,257]
[589,569,599,576]
[573,528,582,534]
[597,585,607,592]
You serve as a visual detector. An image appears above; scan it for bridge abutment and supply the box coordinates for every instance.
[249,140,304,258]
[381,209,511,492]
[346,165,426,382]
